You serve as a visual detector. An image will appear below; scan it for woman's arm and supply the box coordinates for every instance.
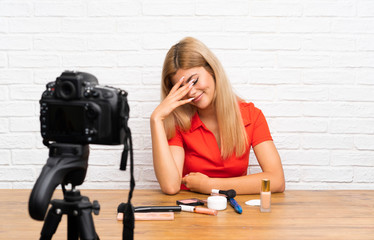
[151,118,185,195]
[182,140,285,194]
[151,77,195,195]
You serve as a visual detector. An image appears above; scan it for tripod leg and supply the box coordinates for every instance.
[68,214,79,240]
[78,208,99,240]
[40,207,62,240]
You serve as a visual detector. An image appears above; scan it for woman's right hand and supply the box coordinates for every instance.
[151,76,195,122]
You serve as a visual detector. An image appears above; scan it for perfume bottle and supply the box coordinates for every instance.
[260,179,271,213]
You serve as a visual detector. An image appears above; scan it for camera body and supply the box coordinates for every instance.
[40,71,128,145]
[29,71,132,221]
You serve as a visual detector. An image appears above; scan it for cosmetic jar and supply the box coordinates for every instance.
[207,196,227,210]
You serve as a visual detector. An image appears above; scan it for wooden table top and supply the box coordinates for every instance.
[0,189,373,240]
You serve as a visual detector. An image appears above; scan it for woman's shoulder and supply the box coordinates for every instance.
[238,101,263,124]
[238,101,262,114]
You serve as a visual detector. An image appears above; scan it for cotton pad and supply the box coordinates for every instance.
[245,199,261,206]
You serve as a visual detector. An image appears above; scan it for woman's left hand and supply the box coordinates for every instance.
[182,172,212,194]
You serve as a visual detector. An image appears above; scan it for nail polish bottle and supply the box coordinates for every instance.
[260,179,271,213]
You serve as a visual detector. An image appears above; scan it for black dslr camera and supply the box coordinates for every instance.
[40,70,128,145]
[29,71,134,239]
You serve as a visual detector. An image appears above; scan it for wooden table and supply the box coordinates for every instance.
[0,189,373,239]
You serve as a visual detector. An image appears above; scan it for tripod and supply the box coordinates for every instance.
[29,143,100,240]
[40,188,100,240]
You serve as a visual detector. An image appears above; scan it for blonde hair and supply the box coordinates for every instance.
[161,37,248,159]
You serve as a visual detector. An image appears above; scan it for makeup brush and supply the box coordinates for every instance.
[211,189,237,198]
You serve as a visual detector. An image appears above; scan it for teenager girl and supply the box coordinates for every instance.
[151,37,285,195]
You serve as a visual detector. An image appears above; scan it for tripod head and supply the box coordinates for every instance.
[29,143,89,221]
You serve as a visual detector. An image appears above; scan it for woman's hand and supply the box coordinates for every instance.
[151,76,195,122]
[182,172,212,194]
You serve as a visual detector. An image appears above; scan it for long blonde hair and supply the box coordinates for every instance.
[161,37,248,159]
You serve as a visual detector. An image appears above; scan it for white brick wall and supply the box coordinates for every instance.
[0,0,373,190]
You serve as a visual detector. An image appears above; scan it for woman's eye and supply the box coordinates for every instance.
[177,75,199,89]
[192,78,199,85]
[187,77,198,84]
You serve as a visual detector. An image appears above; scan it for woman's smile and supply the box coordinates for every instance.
[192,92,203,103]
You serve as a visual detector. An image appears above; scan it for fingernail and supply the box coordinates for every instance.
[188,80,195,88]
[179,76,185,82]
[189,97,194,101]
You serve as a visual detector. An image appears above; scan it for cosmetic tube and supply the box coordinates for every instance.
[228,198,242,214]
[180,205,218,216]
[260,179,271,213]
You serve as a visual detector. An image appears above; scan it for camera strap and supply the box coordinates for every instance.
[121,127,135,240]
[118,91,135,240]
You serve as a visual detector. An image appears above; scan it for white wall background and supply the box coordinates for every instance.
[0,0,373,190]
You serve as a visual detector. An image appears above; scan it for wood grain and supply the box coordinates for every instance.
[0,189,373,239]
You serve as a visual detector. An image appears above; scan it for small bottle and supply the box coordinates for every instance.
[260,179,271,213]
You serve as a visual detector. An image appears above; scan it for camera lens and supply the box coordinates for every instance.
[59,81,76,100]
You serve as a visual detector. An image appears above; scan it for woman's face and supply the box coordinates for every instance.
[171,67,216,110]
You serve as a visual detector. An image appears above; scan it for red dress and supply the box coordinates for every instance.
[168,102,273,190]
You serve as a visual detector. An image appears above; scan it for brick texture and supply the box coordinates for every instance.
[0,0,373,190]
